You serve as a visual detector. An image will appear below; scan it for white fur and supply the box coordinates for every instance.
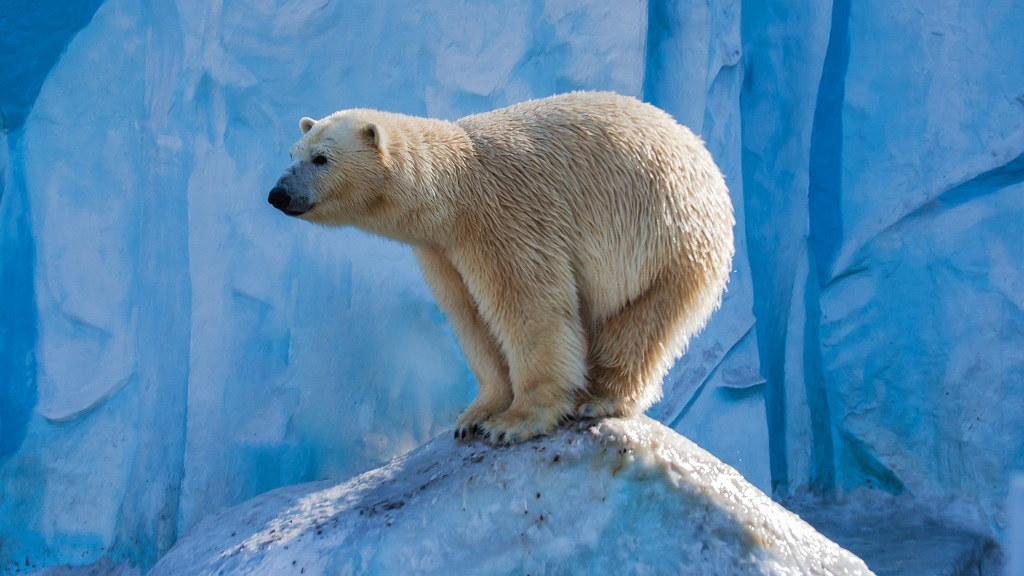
[282,92,735,444]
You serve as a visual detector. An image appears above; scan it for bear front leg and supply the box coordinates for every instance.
[457,244,587,445]
[414,247,513,441]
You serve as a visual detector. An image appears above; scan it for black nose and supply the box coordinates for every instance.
[268,187,291,212]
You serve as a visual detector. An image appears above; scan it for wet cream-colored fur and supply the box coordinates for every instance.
[277,92,734,445]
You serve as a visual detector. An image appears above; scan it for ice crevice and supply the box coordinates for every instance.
[830,149,1024,282]
[806,0,851,284]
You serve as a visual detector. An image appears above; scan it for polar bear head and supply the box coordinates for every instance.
[268,109,468,243]
[267,112,393,227]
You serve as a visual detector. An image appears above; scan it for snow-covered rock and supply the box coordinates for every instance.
[149,417,871,576]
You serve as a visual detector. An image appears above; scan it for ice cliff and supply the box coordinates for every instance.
[1,0,1022,573]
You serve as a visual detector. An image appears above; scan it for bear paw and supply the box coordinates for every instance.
[477,406,568,446]
[454,406,498,442]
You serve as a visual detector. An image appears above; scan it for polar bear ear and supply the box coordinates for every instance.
[361,122,386,153]
[299,117,316,134]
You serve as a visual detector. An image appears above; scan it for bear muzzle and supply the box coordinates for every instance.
[268,186,313,216]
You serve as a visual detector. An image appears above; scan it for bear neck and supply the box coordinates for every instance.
[358,116,474,249]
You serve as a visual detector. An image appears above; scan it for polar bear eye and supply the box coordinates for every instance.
[311,154,328,166]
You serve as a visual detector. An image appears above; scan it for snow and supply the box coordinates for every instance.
[1,0,1022,573]
[149,417,872,576]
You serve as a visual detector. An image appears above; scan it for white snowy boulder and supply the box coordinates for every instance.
[149,417,871,575]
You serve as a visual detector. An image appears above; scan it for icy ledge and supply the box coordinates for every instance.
[149,417,871,575]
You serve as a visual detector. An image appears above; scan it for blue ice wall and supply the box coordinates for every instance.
[1,0,1022,572]
[0,0,104,470]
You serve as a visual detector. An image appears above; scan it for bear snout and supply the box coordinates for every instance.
[268,187,291,210]
[268,187,312,216]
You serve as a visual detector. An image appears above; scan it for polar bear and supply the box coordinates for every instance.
[268,92,734,445]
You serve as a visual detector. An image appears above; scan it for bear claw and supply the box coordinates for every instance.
[477,413,560,446]
[482,428,515,446]
[454,422,489,443]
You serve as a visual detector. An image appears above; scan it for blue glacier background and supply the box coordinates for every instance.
[1,0,1022,572]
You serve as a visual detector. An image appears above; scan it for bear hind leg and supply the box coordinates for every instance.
[579,272,707,419]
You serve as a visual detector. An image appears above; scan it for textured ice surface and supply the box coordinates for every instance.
[149,417,872,576]
[815,0,1024,516]
[2,0,1022,573]
[1010,476,1024,576]
[793,493,993,576]
[22,559,139,576]
[736,0,1024,526]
